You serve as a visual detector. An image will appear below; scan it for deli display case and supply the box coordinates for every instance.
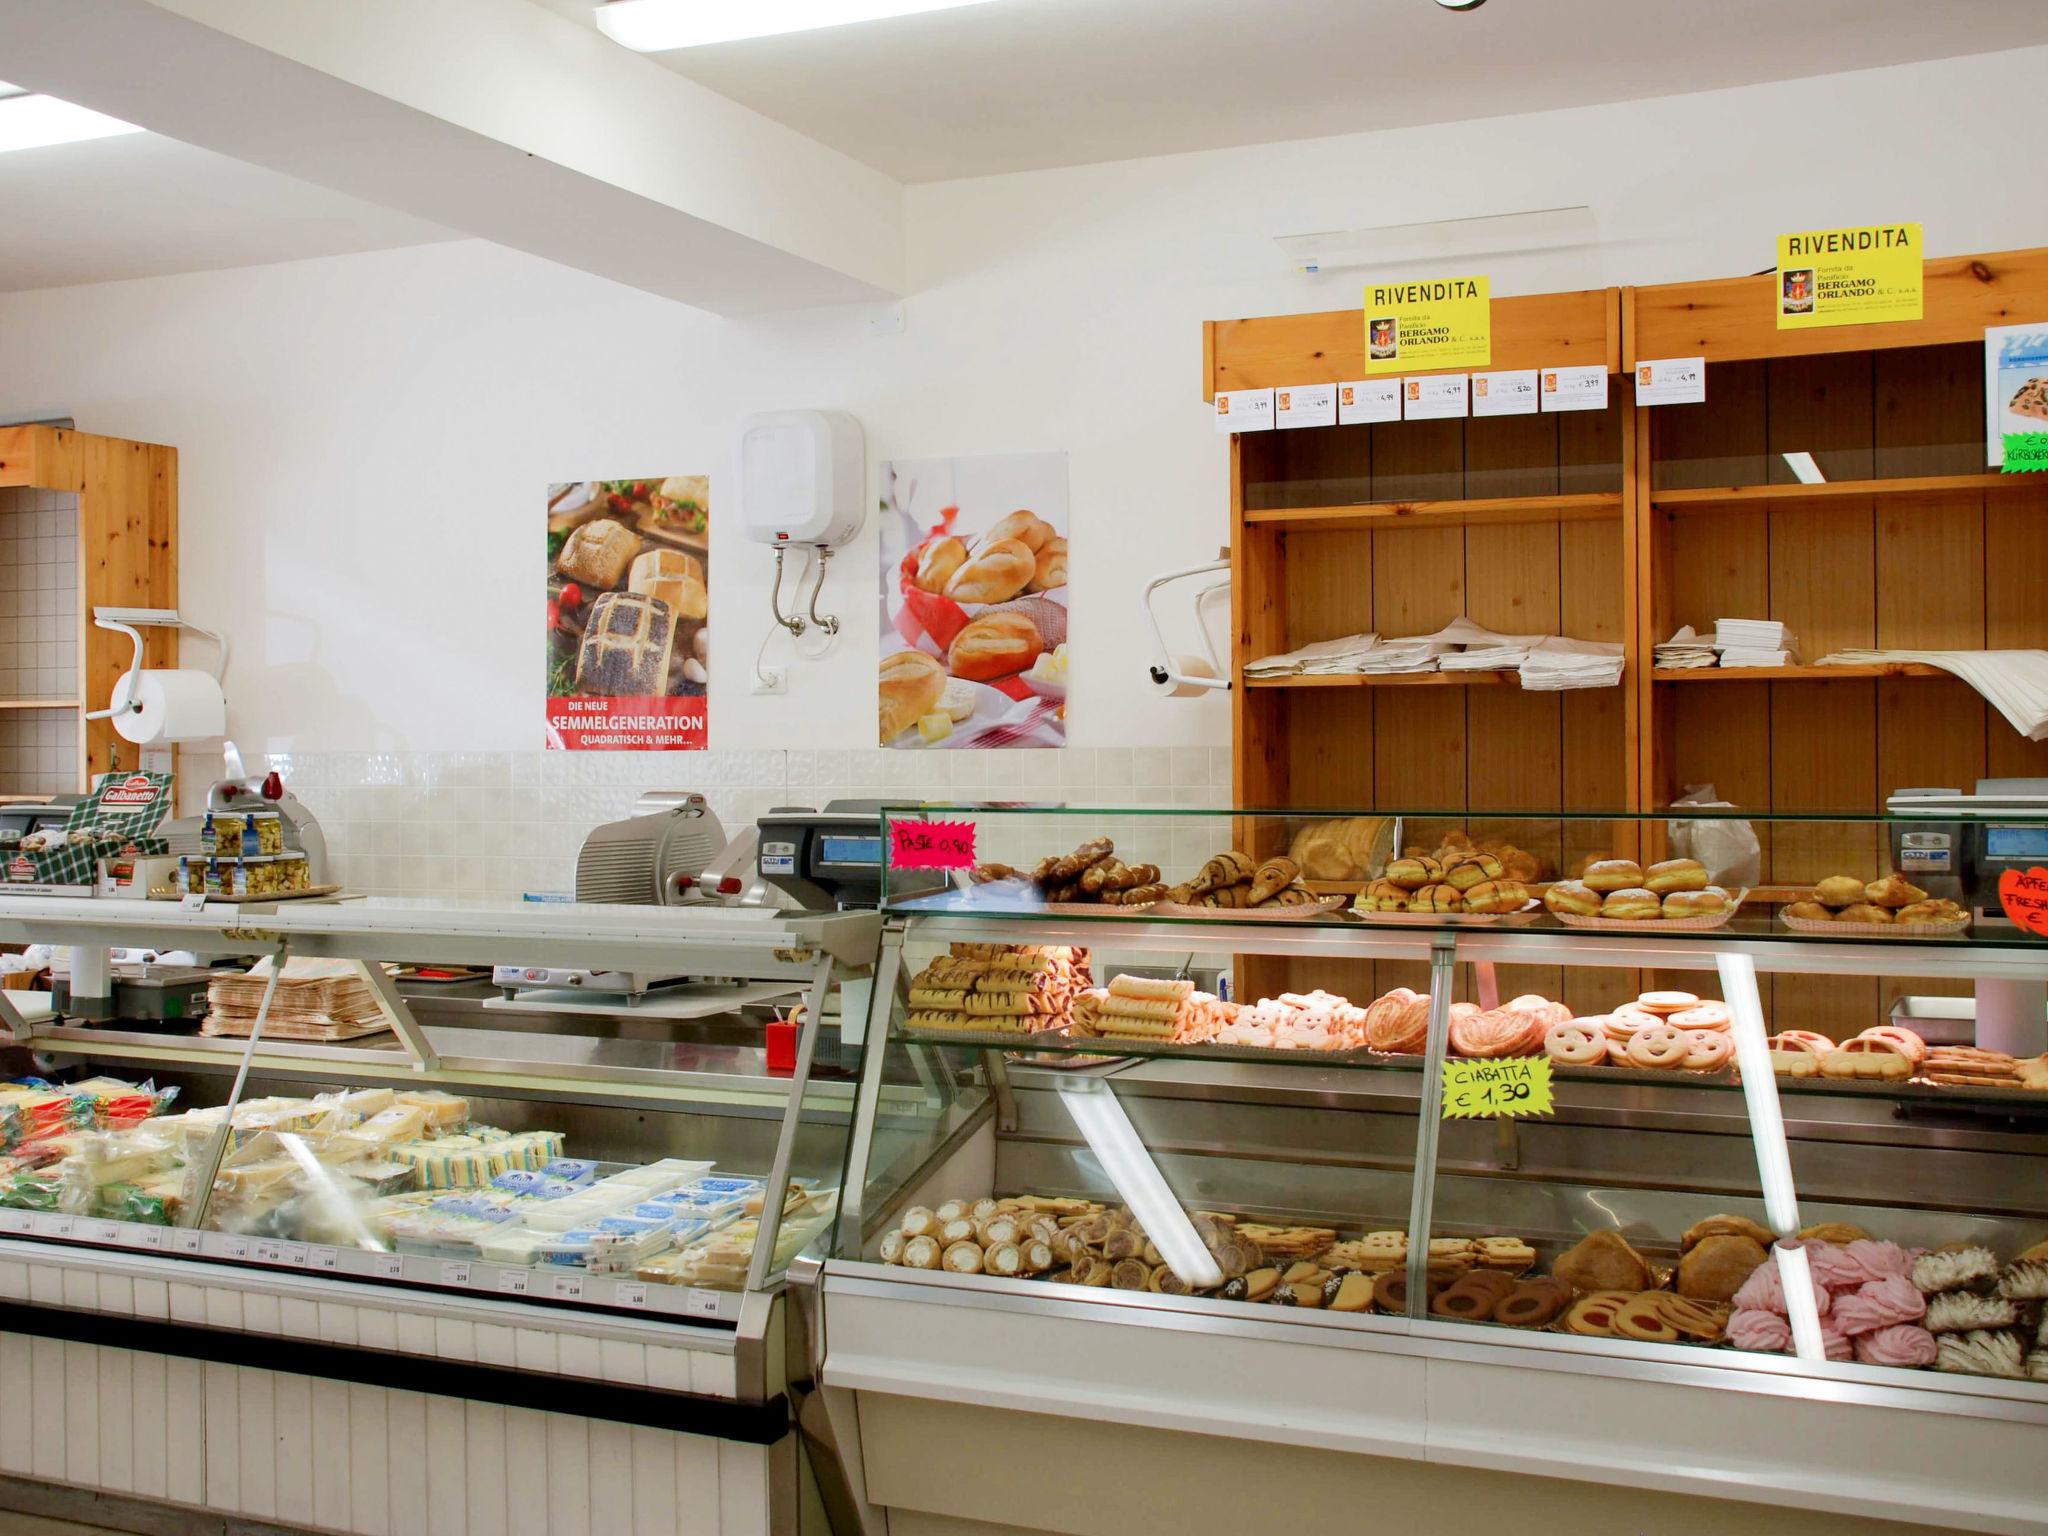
[0,895,903,1536]
[816,805,2048,1536]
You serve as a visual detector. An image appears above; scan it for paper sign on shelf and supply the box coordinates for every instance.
[1441,1056,1554,1120]
[1274,383,1336,429]
[1542,365,1608,412]
[890,819,976,870]
[1635,357,1706,407]
[1337,379,1400,425]
[1363,274,1490,375]
[1998,868,2048,938]
[1776,222,1922,330]
[1213,389,1275,433]
[1471,369,1538,418]
[1986,323,2048,469]
[1403,374,1469,421]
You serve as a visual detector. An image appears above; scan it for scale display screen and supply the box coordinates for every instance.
[820,835,883,868]
[1986,826,2048,860]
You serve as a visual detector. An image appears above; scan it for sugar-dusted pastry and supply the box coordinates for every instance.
[1645,858,1709,894]
[1864,874,1928,908]
[1582,859,1645,893]
[1553,1230,1650,1293]
[1663,888,1730,918]
[1677,1234,1768,1303]
[1999,1260,2048,1301]
[1936,1328,2025,1378]
[1925,1291,2018,1333]
[1912,1244,1999,1295]
[1813,875,1867,908]
[1600,888,1662,920]
[1542,880,1602,917]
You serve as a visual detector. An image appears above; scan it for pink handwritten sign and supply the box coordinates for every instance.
[890,820,977,871]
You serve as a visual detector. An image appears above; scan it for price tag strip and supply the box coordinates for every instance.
[1441,1056,1555,1120]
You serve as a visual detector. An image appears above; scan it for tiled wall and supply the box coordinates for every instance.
[0,486,81,796]
[256,747,1236,899]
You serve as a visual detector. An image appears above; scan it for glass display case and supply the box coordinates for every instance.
[822,803,2048,1531]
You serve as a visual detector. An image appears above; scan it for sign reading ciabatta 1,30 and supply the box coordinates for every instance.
[1362,274,1490,375]
[1776,222,1922,330]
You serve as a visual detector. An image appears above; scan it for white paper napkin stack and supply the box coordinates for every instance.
[1715,618,1799,668]
[1655,625,1717,669]
[1520,637,1626,690]
[1244,633,1382,677]
[1818,650,2048,741]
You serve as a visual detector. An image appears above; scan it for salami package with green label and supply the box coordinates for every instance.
[5,770,174,888]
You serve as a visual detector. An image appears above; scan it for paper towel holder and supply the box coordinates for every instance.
[1143,556,1232,697]
[85,607,229,733]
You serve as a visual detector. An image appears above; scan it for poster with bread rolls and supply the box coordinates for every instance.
[880,453,1067,749]
[545,477,709,750]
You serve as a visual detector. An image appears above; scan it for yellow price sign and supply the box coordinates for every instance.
[1363,274,1490,375]
[1441,1056,1554,1120]
[1775,222,1922,330]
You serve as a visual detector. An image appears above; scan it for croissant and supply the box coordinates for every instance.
[1192,850,1255,894]
[1246,856,1300,904]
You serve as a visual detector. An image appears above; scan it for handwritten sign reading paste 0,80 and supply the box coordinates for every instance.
[1440,1056,1555,1121]
[889,819,977,871]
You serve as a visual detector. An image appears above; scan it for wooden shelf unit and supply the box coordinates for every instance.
[0,425,178,794]
[1210,246,2048,1031]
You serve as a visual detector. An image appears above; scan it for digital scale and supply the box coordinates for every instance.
[755,801,945,911]
[1888,777,2048,1057]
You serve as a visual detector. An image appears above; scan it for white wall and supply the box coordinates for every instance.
[2,45,2044,774]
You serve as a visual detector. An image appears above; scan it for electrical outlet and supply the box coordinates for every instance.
[752,666,787,696]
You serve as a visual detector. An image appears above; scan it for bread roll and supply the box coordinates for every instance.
[628,549,707,621]
[1834,902,1894,924]
[879,651,946,744]
[947,611,1044,682]
[1782,900,1834,921]
[914,536,968,594]
[1813,875,1865,908]
[944,538,1037,605]
[1028,536,1068,593]
[981,510,1054,553]
[1864,873,1928,908]
[575,591,674,696]
[557,518,640,589]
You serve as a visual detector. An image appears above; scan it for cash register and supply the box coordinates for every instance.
[756,801,946,911]
[1888,778,2048,1056]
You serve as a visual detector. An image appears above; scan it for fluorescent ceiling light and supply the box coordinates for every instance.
[0,89,143,154]
[594,0,1001,50]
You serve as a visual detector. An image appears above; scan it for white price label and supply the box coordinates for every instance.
[440,1262,471,1287]
[141,1228,167,1251]
[496,1269,528,1296]
[376,1254,405,1279]
[1337,378,1401,425]
[222,1236,251,1261]
[180,892,207,911]
[552,1272,585,1300]
[283,1243,310,1268]
[253,1241,282,1264]
[1540,363,1608,412]
[684,1287,723,1320]
[1471,369,1539,417]
[1213,388,1276,434]
[49,1218,74,1239]
[1274,382,1337,429]
[313,1248,340,1272]
[615,1283,647,1309]
[92,1222,121,1245]
[175,1230,203,1254]
[1635,356,1707,406]
[0,1210,28,1234]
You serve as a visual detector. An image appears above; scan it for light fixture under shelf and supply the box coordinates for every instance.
[1275,204,1596,276]
[0,83,142,154]
[593,0,1000,50]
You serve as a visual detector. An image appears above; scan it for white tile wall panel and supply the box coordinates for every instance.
[350,1381,393,1536]
[0,1333,30,1473]
[386,1387,431,1536]
[96,1345,134,1494]
[545,1412,593,1536]
[237,1365,276,1521]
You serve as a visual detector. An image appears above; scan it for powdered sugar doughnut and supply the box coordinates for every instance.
[1544,1021,1608,1066]
[1669,1002,1732,1032]
[1681,1029,1734,1071]
[1625,1022,1690,1069]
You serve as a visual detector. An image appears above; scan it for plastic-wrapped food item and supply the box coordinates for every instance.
[602,1158,715,1191]
[60,1076,177,1130]
[100,1181,176,1226]
[393,1090,470,1130]
[0,1171,63,1212]
[388,1130,565,1190]
[518,1182,647,1233]
[477,1227,551,1266]
[0,1103,18,1152]
[0,1081,96,1141]
[330,1159,419,1197]
[385,1197,519,1258]
[541,1158,596,1187]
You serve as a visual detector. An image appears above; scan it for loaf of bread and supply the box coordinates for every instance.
[948,611,1044,681]
[575,591,675,696]
[944,538,1037,605]
[879,651,947,744]
[915,536,968,594]
[557,518,640,589]
[981,510,1055,553]
[1286,817,1389,881]
[628,549,707,621]
[1028,536,1068,593]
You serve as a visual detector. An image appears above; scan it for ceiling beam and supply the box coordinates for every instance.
[0,0,905,313]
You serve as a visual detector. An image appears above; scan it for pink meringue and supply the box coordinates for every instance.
[1842,1238,1914,1283]
[1726,1308,1790,1353]
[1730,1258,1831,1316]
[1818,1318,1854,1361]
[1853,1324,1938,1369]
[1803,1242,1868,1293]
[1832,1274,1927,1336]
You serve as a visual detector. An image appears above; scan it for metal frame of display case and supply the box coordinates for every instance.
[817,870,2048,1536]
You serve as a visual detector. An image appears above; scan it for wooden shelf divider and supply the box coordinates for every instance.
[1651,664,1953,683]
[1651,472,2034,512]
[1244,491,1622,529]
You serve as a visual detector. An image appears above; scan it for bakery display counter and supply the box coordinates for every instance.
[0,895,895,1536]
[809,805,2048,1536]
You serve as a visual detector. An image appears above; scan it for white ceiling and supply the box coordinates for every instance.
[537,0,2048,182]
[0,131,451,294]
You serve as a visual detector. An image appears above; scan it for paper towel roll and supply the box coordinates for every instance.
[111,669,227,744]
[1148,653,1221,699]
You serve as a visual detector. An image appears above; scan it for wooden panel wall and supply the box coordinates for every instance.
[81,436,179,781]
